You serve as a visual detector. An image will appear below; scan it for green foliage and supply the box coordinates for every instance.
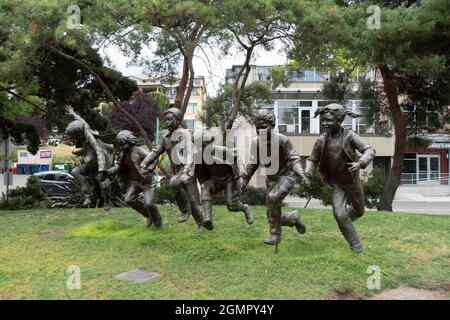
[155,179,177,205]
[321,72,351,105]
[200,82,274,127]
[0,92,42,154]
[359,79,392,135]
[291,170,332,207]
[269,65,290,89]
[212,186,267,206]
[406,135,432,148]
[362,168,386,210]
[0,176,51,210]
[149,91,170,113]
[292,168,387,211]
[0,0,137,135]
[0,92,33,120]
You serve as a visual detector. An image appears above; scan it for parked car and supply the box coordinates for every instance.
[48,136,62,146]
[32,171,75,196]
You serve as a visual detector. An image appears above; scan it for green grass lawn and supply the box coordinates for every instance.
[0,206,449,299]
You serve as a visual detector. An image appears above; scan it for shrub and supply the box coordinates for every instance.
[0,176,52,210]
[291,170,332,207]
[212,186,267,206]
[291,168,386,210]
[362,168,386,210]
[155,179,177,205]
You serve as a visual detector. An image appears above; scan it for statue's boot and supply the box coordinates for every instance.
[146,216,153,228]
[178,212,190,223]
[171,181,192,223]
[243,204,254,225]
[263,232,281,245]
[82,196,93,208]
[100,178,112,211]
[265,206,282,245]
[175,196,191,223]
[188,186,212,231]
[201,200,214,230]
[148,205,163,229]
[350,241,364,256]
[281,211,306,234]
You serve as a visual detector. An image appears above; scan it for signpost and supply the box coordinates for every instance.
[155,117,160,186]
[2,134,14,205]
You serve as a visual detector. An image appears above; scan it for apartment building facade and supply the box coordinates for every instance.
[128,75,206,131]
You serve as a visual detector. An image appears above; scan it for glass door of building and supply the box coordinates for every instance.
[300,110,311,134]
[417,155,440,184]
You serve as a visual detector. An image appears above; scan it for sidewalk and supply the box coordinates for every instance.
[284,185,450,215]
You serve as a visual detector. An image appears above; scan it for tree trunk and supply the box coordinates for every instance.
[304,197,311,209]
[221,48,253,144]
[174,57,189,110]
[379,64,408,211]
[182,54,195,116]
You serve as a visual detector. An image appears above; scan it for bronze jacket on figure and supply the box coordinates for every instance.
[305,128,375,180]
[109,146,153,187]
[72,116,114,173]
[195,145,244,185]
[141,128,195,176]
[245,131,304,182]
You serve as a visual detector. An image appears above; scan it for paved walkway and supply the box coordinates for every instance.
[284,184,450,215]
[0,174,30,194]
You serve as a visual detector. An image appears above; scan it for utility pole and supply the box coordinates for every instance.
[155,117,160,186]
[4,133,12,206]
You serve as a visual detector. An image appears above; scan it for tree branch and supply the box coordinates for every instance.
[0,86,47,114]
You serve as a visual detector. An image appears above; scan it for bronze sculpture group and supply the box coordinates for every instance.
[66,103,375,255]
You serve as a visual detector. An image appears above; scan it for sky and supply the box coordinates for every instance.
[101,41,290,96]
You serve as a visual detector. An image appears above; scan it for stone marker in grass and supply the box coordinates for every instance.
[114,269,161,283]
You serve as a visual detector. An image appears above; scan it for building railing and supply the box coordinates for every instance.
[401,173,449,186]
[283,67,375,83]
[226,66,377,84]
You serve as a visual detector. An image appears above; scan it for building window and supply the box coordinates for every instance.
[191,88,200,96]
[276,100,311,134]
[166,88,177,99]
[185,120,196,129]
[353,101,368,134]
[194,80,201,86]
[285,68,325,82]
[301,110,310,133]
[403,153,417,184]
[278,107,299,134]
[186,103,197,113]
[402,153,441,184]
[257,67,271,81]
